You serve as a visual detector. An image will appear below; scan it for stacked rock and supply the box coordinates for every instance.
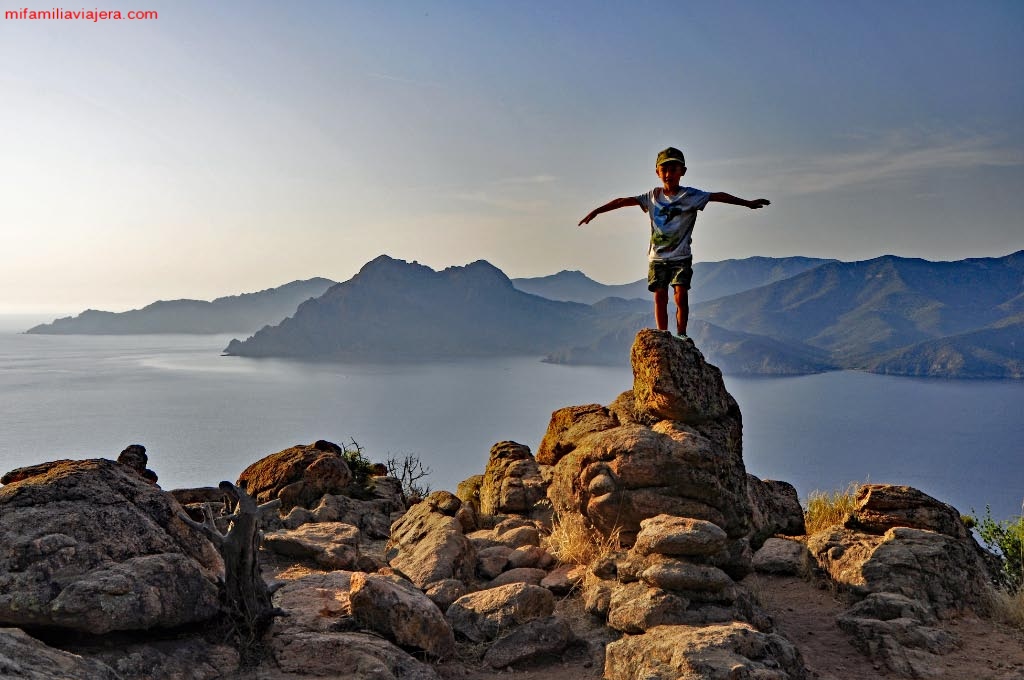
[588,515,765,634]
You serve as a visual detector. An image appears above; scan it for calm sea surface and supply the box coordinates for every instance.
[1,317,1021,521]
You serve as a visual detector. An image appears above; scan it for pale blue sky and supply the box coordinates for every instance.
[2,1,1022,312]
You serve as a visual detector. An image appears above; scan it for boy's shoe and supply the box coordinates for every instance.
[677,333,693,344]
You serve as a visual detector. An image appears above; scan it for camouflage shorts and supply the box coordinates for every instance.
[647,258,693,291]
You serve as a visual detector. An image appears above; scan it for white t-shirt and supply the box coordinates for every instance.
[635,186,711,262]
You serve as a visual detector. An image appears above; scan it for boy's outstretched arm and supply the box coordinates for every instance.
[578,196,641,226]
[708,192,771,209]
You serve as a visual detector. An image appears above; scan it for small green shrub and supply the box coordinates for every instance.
[341,439,377,500]
[971,504,1024,593]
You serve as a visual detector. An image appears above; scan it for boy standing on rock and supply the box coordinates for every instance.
[578,147,770,341]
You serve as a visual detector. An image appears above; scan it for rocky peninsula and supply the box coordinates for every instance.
[1,330,1020,679]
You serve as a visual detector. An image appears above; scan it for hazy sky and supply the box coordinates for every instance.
[2,1,1022,313]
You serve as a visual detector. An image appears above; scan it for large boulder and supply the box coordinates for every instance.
[631,329,736,423]
[386,491,476,588]
[0,459,222,634]
[604,623,809,680]
[0,628,122,680]
[478,441,547,518]
[349,573,456,659]
[236,440,353,510]
[806,484,991,617]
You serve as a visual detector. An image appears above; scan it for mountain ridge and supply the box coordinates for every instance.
[26,277,337,335]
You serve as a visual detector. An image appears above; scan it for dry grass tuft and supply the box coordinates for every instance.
[804,482,862,535]
[986,587,1024,630]
[545,512,621,567]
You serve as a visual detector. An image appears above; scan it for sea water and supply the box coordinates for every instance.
[0,323,1021,521]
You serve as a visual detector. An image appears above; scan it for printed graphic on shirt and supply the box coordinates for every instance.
[635,187,711,261]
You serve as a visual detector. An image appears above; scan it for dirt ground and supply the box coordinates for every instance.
[745,574,1024,680]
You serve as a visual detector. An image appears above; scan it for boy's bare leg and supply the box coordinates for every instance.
[653,288,669,331]
[673,285,689,335]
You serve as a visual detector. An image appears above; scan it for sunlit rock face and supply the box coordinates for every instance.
[548,330,751,558]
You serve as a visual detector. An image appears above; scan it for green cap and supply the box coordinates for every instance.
[656,147,686,167]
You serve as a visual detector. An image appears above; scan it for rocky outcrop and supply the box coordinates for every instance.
[236,440,353,510]
[1,326,1003,680]
[547,331,751,552]
[811,525,989,616]
[604,623,808,680]
[478,441,547,519]
[0,628,121,680]
[803,483,990,678]
[386,491,476,588]
[115,443,158,483]
[807,485,989,616]
[0,459,222,634]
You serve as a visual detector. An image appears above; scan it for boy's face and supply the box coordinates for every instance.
[656,161,686,188]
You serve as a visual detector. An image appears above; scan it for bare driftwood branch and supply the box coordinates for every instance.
[215,481,279,636]
[180,481,282,664]
[178,511,225,547]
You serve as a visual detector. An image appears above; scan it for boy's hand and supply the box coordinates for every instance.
[578,211,598,226]
[747,198,771,209]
